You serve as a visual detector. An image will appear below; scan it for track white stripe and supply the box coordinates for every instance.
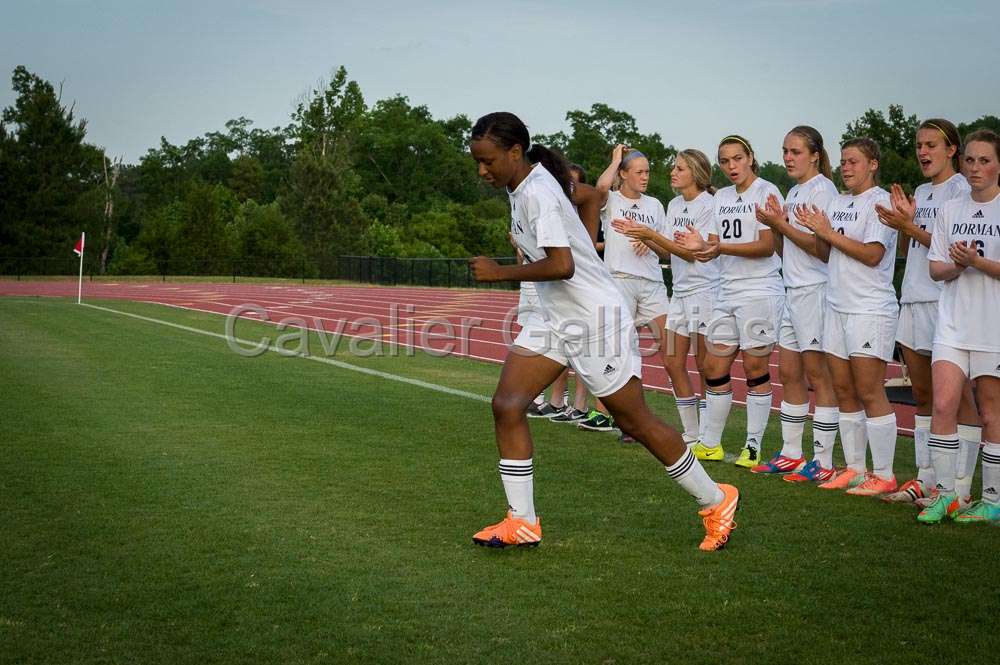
[81,303,492,405]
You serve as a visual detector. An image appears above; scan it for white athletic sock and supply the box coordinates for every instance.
[745,391,773,452]
[701,389,733,448]
[498,458,536,524]
[913,414,935,488]
[867,413,898,480]
[956,424,982,500]
[811,406,839,469]
[665,448,725,507]
[698,399,707,440]
[928,433,959,494]
[675,396,700,445]
[981,443,1000,505]
[840,410,867,473]
[779,401,809,459]
[533,393,545,406]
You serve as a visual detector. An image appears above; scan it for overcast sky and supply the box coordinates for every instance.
[2,0,998,165]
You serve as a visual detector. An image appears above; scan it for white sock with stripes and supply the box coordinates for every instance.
[745,391,773,452]
[956,424,982,500]
[675,396,700,445]
[867,413,898,480]
[698,399,707,441]
[811,406,839,469]
[840,410,867,473]
[981,443,1000,505]
[928,433,959,494]
[779,401,809,459]
[665,448,724,507]
[913,414,935,488]
[499,458,536,524]
[701,389,733,448]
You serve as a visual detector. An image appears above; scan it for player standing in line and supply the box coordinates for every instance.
[674,135,785,469]
[795,138,900,496]
[467,112,739,551]
[612,149,719,448]
[919,129,1000,524]
[875,119,981,505]
[753,126,841,482]
[586,145,672,441]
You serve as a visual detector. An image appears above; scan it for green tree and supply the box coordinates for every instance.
[0,65,104,265]
[842,104,921,191]
[536,104,676,201]
[283,67,367,269]
[231,201,304,276]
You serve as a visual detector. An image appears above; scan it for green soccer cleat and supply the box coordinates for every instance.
[917,492,956,525]
[734,445,761,469]
[691,441,725,461]
[952,500,1000,525]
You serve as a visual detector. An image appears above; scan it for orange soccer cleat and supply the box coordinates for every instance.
[698,483,740,551]
[818,468,863,490]
[472,511,542,548]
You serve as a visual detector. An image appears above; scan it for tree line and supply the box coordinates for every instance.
[1,64,998,277]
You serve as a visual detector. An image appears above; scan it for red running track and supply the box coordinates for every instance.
[1,280,915,434]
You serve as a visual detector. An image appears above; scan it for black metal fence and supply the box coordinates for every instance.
[0,255,520,289]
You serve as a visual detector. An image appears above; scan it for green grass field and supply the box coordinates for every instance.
[1,297,997,664]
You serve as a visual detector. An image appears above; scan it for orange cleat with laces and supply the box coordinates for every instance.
[698,483,740,551]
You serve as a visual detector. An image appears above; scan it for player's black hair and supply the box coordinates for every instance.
[568,163,588,184]
[471,112,573,198]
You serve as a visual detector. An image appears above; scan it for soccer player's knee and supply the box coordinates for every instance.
[705,373,731,388]
[492,391,527,420]
[909,382,932,411]
[746,372,771,390]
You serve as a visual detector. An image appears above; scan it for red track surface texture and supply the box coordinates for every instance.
[2,280,915,435]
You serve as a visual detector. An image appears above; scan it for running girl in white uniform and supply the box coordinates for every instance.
[612,149,718,447]
[795,137,899,497]
[467,112,739,551]
[919,129,1000,525]
[875,119,981,505]
[675,135,784,469]
[754,126,840,482]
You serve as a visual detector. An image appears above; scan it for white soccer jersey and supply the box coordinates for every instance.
[825,186,899,316]
[782,174,838,288]
[901,173,971,304]
[713,178,784,300]
[509,164,632,337]
[665,191,720,296]
[928,192,1000,352]
[600,190,669,282]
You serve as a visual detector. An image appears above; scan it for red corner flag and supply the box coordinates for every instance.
[73,232,85,304]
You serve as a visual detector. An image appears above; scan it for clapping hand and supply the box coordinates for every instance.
[875,184,916,231]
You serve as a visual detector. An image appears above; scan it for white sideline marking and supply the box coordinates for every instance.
[81,303,492,405]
